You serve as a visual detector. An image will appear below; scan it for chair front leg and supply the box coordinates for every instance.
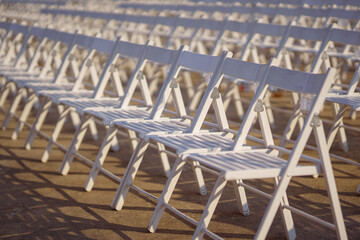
[24,96,52,150]
[274,177,296,240]
[1,87,25,129]
[59,114,92,175]
[111,138,149,210]
[41,105,71,163]
[84,126,118,192]
[148,156,187,233]
[11,92,37,140]
[192,175,227,240]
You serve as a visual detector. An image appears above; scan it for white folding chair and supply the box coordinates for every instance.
[0,27,72,112]
[8,33,103,140]
[148,65,347,240]
[23,37,126,161]
[280,27,360,152]
[107,55,280,214]
[57,44,189,185]
[326,63,360,194]
[1,30,80,130]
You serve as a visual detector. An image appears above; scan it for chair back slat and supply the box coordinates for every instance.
[179,51,221,73]
[329,28,360,45]
[145,45,179,65]
[266,67,330,95]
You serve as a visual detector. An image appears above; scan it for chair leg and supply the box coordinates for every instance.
[24,97,51,150]
[232,84,245,120]
[274,177,296,240]
[279,105,302,150]
[148,156,187,233]
[84,127,118,192]
[183,70,195,99]
[59,114,92,175]
[314,125,347,239]
[191,160,207,195]
[88,118,99,141]
[111,138,149,210]
[232,180,250,216]
[263,91,275,129]
[127,129,138,150]
[110,134,120,152]
[41,106,71,163]
[327,104,347,151]
[255,176,292,240]
[330,103,348,152]
[11,92,37,140]
[0,82,12,107]
[156,142,170,177]
[1,87,25,129]
[192,175,227,240]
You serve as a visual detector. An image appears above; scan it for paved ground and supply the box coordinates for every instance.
[0,93,359,240]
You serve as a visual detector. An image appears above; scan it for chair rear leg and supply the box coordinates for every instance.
[156,142,170,177]
[331,103,348,152]
[232,179,250,216]
[191,160,207,195]
[274,177,296,240]
[85,127,118,192]
[127,129,138,151]
[88,118,99,141]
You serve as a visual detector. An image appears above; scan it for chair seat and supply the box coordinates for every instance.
[85,107,152,125]
[111,118,190,136]
[189,150,321,180]
[1,69,38,78]
[8,76,53,88]
[0,65,26,73]
[24,82,74,95]
[149,132,234,154]
[39,90,94,104]
[60,97,122,115]
[326,95,360,110]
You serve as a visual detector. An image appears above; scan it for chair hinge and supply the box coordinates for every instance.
[109,64,117,73]
[170,78,178,88]
[321,51,328,60]
[68,54,75,61]
[136,71,144,80]
[310,114,321,128]
[211,87,220,99]
[254,99,264,112]
[86,59,92,67]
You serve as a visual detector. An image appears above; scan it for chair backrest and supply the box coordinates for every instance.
[149,50,233,120]
[274,24,333,70]
[311,27,360,73]
[232,65,336,152]
[119,44,188,109]
[91,38,149,99]
[238,21,291,63]
[189,57,279,134]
